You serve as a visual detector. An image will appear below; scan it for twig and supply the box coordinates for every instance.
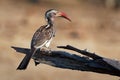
[57,45,102,60]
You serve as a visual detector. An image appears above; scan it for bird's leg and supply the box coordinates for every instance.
[40,47,46,52]
[40,47,52,55]
[47,47,52,54]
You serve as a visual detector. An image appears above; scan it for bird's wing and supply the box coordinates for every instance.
[31,25,53,48]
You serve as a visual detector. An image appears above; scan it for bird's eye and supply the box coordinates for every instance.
[53,13,56,15]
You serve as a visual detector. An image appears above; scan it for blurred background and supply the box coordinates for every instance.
[0,0,120,80]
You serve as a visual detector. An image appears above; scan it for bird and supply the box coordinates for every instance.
[17,9,71,70]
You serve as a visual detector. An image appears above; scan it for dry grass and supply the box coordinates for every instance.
[0,0,120,80]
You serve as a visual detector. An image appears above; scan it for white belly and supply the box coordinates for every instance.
[35,38,53,49]
[35,40,48,49]
[45,38,52,48]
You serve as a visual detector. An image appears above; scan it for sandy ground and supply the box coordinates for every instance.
[0,0,120,80]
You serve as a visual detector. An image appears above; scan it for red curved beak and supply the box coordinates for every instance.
[56,12,71,22]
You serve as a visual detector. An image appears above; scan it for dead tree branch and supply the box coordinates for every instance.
[11,45,120,77]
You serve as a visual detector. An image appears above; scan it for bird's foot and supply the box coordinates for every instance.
[47,47,52,55]
[48,49,52,54]
[40,48,52,55]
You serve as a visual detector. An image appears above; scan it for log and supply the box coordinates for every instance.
[11,45,120,77]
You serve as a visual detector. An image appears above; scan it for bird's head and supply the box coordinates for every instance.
[45,9,71,22]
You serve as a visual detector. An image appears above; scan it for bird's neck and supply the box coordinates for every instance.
[46,17,54,28]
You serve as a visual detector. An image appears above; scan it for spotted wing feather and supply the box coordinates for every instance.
[31,25,54,48]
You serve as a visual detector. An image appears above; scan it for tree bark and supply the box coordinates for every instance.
[11,45,120,77]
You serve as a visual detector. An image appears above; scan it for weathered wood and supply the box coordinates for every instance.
[11,45,120,76]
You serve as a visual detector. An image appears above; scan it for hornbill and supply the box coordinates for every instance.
[17,9,71,70]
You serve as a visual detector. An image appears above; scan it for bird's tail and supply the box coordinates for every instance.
[17,48,36,70]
